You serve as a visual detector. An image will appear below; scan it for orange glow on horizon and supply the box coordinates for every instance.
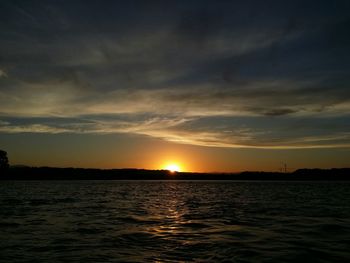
[163,163,181,172]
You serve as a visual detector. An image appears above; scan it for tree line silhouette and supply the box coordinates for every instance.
[0,149,349,180]
[0,150,9,171]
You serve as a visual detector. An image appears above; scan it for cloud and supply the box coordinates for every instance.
[0,69,7,78]
[0,0,350,149]
[0,75,350,150]
[1,78,349,118]
[0,123,69,133]
[1,113,350,149]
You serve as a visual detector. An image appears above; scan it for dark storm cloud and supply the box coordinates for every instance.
[0,0,350,148]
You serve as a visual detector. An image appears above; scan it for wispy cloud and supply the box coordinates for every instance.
[1,112,350,149]
[0,0,350,149]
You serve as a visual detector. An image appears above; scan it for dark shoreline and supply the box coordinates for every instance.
[1,167,349,181]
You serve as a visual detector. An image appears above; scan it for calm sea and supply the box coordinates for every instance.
[0,181,350,262]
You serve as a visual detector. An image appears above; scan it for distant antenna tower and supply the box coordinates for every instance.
[284,163,287,173]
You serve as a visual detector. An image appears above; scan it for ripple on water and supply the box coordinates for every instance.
[0,181,349,262]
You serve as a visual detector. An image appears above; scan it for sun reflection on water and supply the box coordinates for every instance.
[144,184,188,238]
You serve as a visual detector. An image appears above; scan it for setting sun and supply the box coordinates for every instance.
[164,163,181,173]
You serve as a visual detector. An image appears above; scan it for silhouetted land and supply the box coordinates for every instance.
[1,167,349,180]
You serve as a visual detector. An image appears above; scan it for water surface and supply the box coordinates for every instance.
[1,181,350,262]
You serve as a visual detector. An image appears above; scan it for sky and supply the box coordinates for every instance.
[0,0,350,172]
